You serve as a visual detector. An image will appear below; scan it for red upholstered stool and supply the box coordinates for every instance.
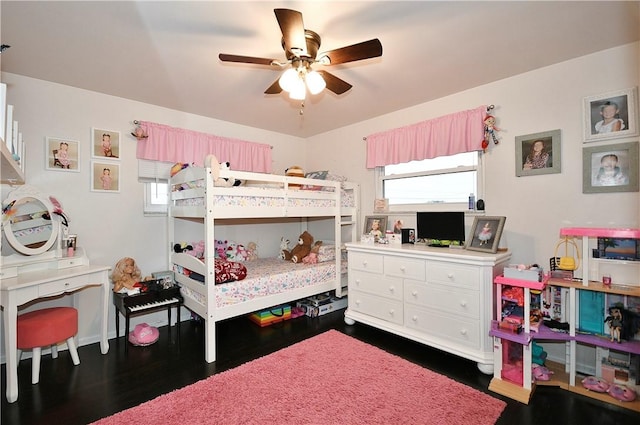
[17,307,80,385]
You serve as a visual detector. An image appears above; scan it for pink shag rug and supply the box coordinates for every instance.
[91,330,506,425]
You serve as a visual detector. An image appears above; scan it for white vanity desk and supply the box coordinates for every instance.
[1,185,110,402]
[345,242,510,373]
[1,251,110,402]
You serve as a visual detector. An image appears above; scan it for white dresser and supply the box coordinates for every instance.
[345,242,510,373]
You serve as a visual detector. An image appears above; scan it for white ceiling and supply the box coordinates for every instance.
[1,1,639,138]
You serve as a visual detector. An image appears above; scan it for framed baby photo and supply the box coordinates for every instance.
[515,129,561,177]
[45,137,80,172]
[92,128,120,159]
[582,141,638,193]
[466,216,506,253]
[363,216,387,237]
[91,160,120,193]
[584,87,638,142]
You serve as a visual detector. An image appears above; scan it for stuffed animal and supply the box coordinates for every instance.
[607,383,637,402]
[189,240,205,259]
[581,376,610,393]
[278,237,290,259]
[282,231,314,263]
[302,241,323,264]
[215,239,228,259]
[531,364,553,381]
[235,243,248,261]
[246,242,258,261]
[205,154,241,187]
[173,242,193,253]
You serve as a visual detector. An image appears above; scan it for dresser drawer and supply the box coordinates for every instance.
[349,290,403,325]
[39,275,90,297]
[349,252,384,274]
[405,281,479,319]
[384,256,425,281]
[426,261,480,289]
[405,306,480,349]
[350,270,403,301]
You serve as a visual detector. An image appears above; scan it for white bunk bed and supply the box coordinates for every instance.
[168,163,359,362]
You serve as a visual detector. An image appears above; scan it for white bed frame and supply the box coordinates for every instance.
[168,164,359,362]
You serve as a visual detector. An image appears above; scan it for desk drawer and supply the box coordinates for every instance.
[349,290,403,325]
[350,270,403,301]
[426,261,480,289]
[405,281,479,319]
[384,256,425,281]
[349,252,384,274]
[39,275,92,297]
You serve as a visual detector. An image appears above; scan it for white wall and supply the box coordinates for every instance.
[308,42,640,267]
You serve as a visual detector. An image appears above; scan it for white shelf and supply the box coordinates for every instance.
[1,137,24,185]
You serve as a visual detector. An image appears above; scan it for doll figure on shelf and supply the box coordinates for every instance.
[111,257,145,293]
[604,306,623,343]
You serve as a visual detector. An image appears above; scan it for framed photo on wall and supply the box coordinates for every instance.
[582,141,639,193]
[91,160,120,192]
[92,128,120,159]
[466,216,506,253]
[45,137,80,172]
[515,129,561,177]
[363,216,387,239]
[584,87,638,142]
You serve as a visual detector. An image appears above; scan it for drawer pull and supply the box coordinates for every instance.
[400,266,406,272]
[362,261,368,267]
[388,309,395,316]
[460,329,467,335]
[412,315,418,322]
[447,273,454,279]
[389,286,395,293]
[460,300,467,307]
[356,300,361,306]
[355,279,361,286]
[411,290,418,297]
[65,282,70,287]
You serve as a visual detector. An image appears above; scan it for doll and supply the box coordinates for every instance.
[604,307,623,343]
[111,257,146,293]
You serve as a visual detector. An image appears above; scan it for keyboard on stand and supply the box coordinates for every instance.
[113,280,183,352]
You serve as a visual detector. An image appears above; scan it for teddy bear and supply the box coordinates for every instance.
[246,241,258,261]
[282,231,314,263]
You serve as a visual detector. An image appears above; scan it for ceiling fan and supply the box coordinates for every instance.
[218,8,383,99]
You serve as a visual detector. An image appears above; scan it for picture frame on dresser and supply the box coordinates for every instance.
[584,87,638,142]
[363,216,387,239]
[45,137,80,172]
[466,216,506,253]
[582,141,639,193]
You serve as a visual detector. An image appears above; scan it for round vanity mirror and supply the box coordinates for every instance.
[2,186,59,256]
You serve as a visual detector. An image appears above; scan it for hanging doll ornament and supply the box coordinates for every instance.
[482,115,501,151]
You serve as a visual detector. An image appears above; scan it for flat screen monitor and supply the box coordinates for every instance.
[416,212,466,246]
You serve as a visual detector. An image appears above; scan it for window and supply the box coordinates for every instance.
[143,182,168,215]
[378,151,482,211]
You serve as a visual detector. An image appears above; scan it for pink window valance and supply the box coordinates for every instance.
[135,121,272,173]
[365,105,487,168]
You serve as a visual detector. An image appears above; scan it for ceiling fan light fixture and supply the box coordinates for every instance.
[278,68,299,92]
[306,70,326,95]
[289,78,306,100]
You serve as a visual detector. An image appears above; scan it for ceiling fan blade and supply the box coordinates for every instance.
[219,53,276,66]
[274,8,307,56]
[318,70,352,95]
[319,39,383,65]
[264,78,282,95]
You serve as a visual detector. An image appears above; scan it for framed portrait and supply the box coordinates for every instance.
[582,141,638,193]
[584,87,638,142]
[515,129,561,177]
[92,128,120,159]
[91,160,120,192]
[45,137,80,172]
[363,216,387,238]
[152,270,176,288]
[466,216,506,253]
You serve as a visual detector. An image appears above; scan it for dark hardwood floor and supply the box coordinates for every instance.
[2,309,639,425]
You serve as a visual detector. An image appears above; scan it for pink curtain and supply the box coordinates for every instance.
[135,121,272,173]
[365,105,486,168]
